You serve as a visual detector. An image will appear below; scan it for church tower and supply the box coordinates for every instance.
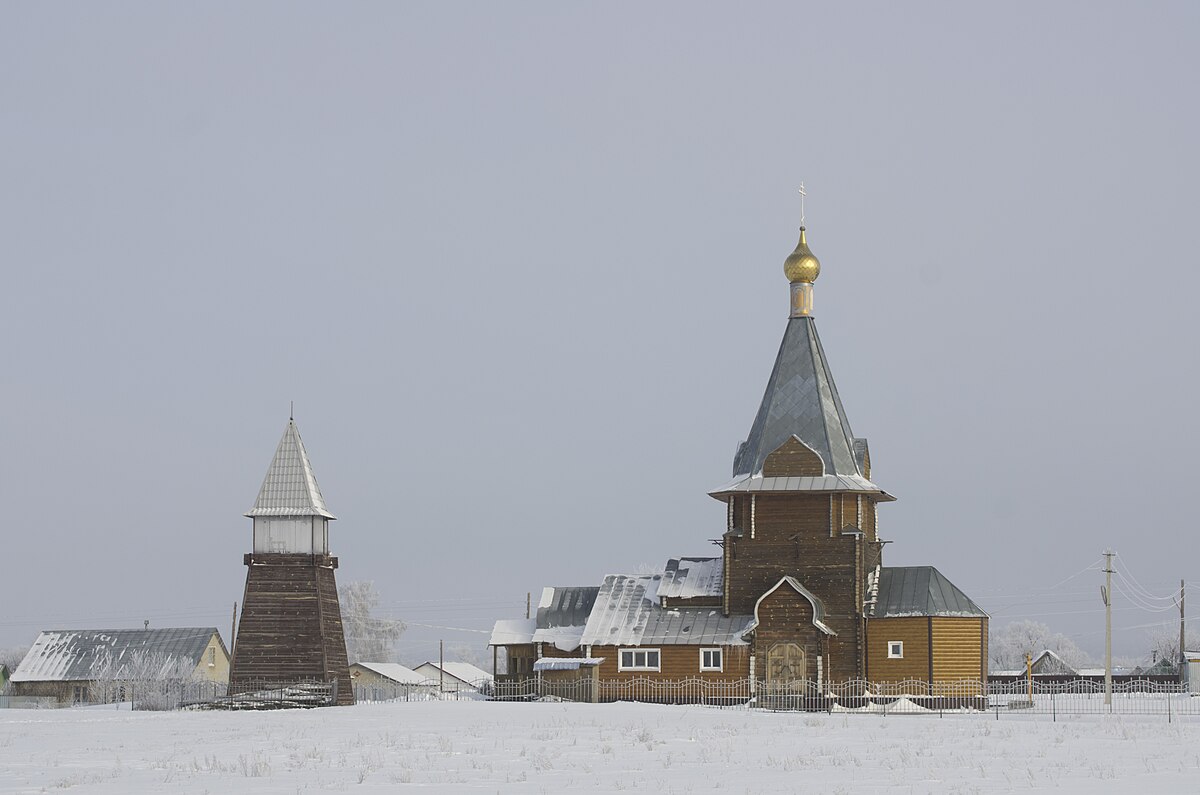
[710,220,894,684]
[229,419,354,705]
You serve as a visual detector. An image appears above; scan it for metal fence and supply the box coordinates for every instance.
[491,676,1200,720]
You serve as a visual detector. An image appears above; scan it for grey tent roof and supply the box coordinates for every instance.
[870,566,987,618]
[246,419,335,519]
[11,628,222,682]
[731,316,862,481]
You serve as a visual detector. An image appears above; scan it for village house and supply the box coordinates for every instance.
[491,214,988,694]
[7,627,228,705]
[412,661,492,693]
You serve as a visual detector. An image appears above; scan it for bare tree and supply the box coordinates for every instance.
[989,620,1091,671]
[338,580,405,664]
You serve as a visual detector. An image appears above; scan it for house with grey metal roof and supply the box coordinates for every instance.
[8,627,228,705]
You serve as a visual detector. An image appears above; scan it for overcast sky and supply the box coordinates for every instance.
[3,2,1198,663]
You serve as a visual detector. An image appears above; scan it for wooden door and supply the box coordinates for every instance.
[766,642,806,685]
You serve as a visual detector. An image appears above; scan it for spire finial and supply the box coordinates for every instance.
[798,182,806,227]
[290,401,294,422]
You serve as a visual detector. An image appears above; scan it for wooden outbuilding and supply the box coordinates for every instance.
[8,627,228,705]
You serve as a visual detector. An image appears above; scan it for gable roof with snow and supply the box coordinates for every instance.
[869,566,987,618]
[350,662,426,685]
[11,628,224,682]
[246,419,335,519]
[413,661,493,685]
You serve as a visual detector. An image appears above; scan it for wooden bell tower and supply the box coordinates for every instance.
[228,418,353,705]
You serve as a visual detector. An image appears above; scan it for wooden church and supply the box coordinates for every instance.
[228,419,354,705]
[491,211,987,692]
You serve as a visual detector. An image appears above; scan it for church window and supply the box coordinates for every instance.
[618,648,661,671]
[887,641,904,659]
[208,647,216,666]
[700,648,723,672]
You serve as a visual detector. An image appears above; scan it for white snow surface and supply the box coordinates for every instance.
[1,700,1197,793]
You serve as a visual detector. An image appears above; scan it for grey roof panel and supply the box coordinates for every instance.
[731,317,864,483]
[537,586,599,629]
[246,420,335,519]
[871,567,987,618]
[11,628,221,682]
[657,557,723,600]
[579,574,752,647]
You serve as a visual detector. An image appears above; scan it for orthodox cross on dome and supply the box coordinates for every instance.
[797,182,806,226]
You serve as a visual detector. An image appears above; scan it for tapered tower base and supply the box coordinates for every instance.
[230,553,354,705]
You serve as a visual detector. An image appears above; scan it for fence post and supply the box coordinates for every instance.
[1052,690,1055,722]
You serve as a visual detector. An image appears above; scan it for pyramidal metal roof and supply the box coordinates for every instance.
[870,566,988,618]
[731,316,861,480]
[245,420,336,519]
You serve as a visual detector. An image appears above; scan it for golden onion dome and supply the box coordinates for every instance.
[783,227,821,283]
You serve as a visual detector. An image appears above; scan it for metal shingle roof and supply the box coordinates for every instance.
[870,567,987,618]
[579,574,752,647]
[657,558,723,600]
[708,473,895,500]
[730,316,863,482]
[245,420,335,519]
[11,628,221,682]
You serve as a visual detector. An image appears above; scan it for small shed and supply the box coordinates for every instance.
[1187,650,1200,694]
[9,628,229,705]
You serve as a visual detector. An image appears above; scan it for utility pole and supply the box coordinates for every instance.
[526,592,531,620]
[439,639,445,695]
[1102,550,1115,708]
[1180,579,1186,685]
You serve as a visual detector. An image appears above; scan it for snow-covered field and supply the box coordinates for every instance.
[1,700,1197,794]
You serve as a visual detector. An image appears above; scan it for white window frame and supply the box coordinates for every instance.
[700,647,723,672]
[887,640,904,659]
[618,648,661,672]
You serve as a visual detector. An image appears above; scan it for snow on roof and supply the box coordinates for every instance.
[414,661,493,685]
[490,618,536,646]
[351,662,426,685]
[579,574,752,647]
[533,658,605,672]
[490,586,599,651]
[245,419,335,519]
[657,557,723,600]
[11,628,221,683]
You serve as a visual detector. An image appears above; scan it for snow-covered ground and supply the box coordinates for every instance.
[1,700,1197,793]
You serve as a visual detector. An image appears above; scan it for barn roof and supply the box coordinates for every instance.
[246,419,335,519]
[579,574,752,647]
[727,317,868,484]
[11,628,221,683]
[657,557,723,600]
[870,567,987,618]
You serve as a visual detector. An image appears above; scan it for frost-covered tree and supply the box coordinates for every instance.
[1144,627,1198,669]
[988,620,1091,671]
[338,580,405,664]
[0,645,30,673]
[88,648,200,710]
